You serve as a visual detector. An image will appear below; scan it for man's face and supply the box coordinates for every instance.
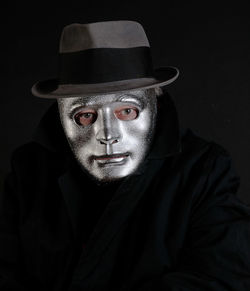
[57,89,157,182]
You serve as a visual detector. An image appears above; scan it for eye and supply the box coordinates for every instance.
[74,110,97,126]
[114,106,139,121]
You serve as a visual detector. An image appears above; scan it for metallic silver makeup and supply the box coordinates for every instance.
[57,89,158,182]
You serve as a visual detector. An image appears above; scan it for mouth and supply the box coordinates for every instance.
[93,153,129,165]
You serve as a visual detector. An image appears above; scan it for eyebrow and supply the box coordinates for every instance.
[117,94,144,107]
[68,99,89,111]
[68,93,144,111]
[70,100,86,107]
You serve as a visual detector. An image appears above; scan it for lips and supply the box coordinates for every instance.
[94,153,129,165]
[94,153,129,160]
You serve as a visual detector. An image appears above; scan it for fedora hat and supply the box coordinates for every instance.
[31,20,179,98]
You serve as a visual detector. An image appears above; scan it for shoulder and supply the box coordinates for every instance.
[181,127,229,156]
[167,128,239,193]
[10,141,69,179]
[11,142,53,168]
[178,127,234,168]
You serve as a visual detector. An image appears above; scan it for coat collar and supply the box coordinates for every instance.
[147,90,182,159]
[69,157,168,284]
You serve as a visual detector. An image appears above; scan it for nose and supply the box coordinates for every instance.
[97,136,119,145]
[95,108,121,145]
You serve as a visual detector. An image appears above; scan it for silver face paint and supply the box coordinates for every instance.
[57,89,157,182]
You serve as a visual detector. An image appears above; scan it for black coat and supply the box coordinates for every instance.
[1,93,250,291]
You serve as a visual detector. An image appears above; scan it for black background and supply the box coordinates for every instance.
[2,2,250,203]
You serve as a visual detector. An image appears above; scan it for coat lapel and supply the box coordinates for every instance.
[69,158,166,284]
[58,169,85,239]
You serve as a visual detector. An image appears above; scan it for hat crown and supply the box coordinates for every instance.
[31,20,179,98]
[59,20,150,53]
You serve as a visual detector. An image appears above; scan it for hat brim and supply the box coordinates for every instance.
[31,66,179,98]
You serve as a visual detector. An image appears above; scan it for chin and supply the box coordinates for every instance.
[95,171,130,183]
[88,173,127,186]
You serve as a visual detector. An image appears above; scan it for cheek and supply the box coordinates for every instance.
[61,118,92,145]
[122,110,154,138]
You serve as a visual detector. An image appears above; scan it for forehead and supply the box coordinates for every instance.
[57,89,153,109]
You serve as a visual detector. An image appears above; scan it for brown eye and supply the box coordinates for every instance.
[114,106,138,121]
[74,110,97,126]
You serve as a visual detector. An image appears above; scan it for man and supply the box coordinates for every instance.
[1,20,250,291]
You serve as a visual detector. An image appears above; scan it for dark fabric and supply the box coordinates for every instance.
[63,160,123,247]
[58,47,154,84]
[1,92,250,291]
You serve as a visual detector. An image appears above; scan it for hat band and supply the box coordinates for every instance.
[58,46,154,84]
